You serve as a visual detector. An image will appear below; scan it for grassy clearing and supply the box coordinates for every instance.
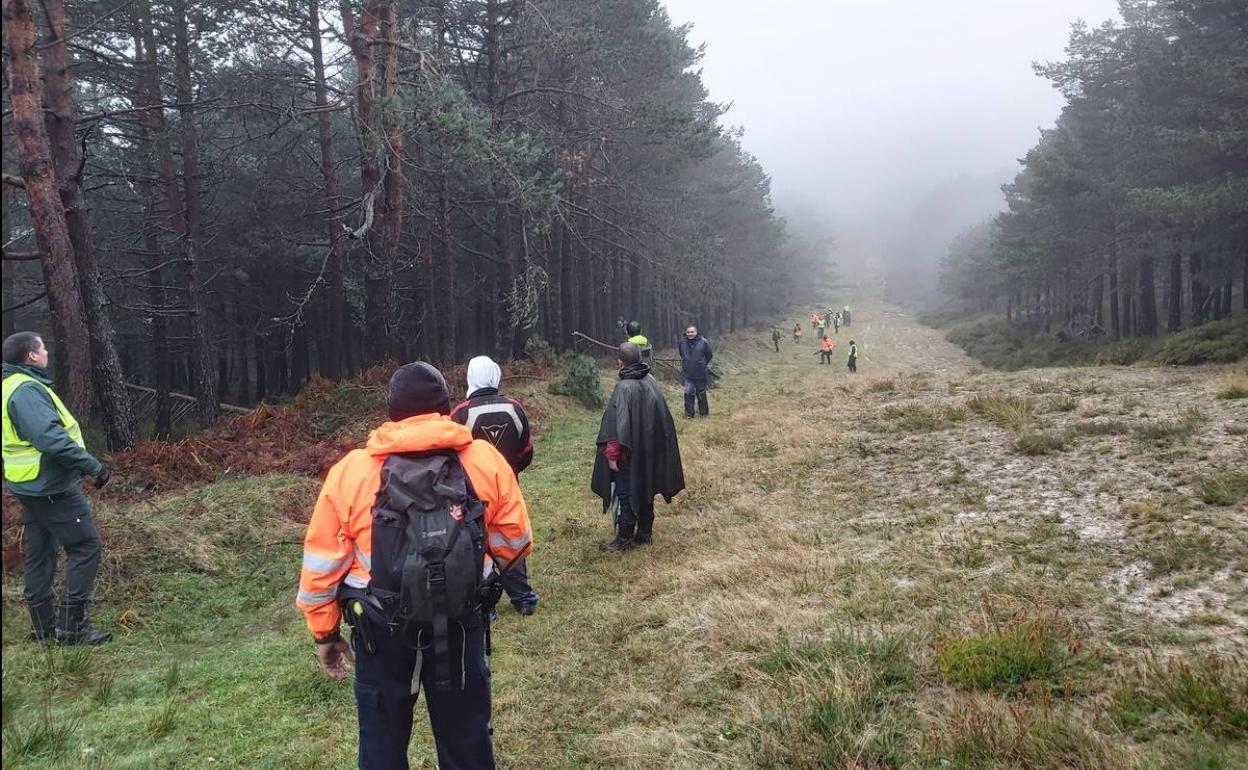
[3,291,1244,768]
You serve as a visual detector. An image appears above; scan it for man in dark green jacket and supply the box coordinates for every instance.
[2,332,112,644]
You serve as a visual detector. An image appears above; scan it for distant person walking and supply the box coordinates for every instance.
[451,356,539,616]
[809,313,819,332]
[816,317,827,339]
[843,306,852,327]
[678,326,713,418]
[818,336,835,365]
[592,343,685,551]
[793,323,802,344]
[847,339,858,372]
[832,313,840,334]
[771,327,782,352]
[3,332,112,645]
[625,320,653,363]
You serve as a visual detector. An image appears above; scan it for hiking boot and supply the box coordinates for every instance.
[633,531,652,546]
[600,535,635,552]
[56,601,112,645]
[600,525,636,552]
[27,599,56,642]
[515,603,538,617]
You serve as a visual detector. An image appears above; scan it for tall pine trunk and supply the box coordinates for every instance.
[172,0,221,426]
[1167,239,1183,333]
[309,0,346,379]
[1136,253,1157,337]
[1189,251,1204,326]
[42,0,138,449]
[2,0,93,414]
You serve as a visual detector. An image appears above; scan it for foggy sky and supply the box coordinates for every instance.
[663,0,1122,240]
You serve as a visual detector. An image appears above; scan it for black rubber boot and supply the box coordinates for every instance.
[27,599,56,642]
[632,531,652,546]
[600,525,636,552]
[56,601,112,645]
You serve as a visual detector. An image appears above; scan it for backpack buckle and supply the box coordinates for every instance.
[427,561,447,586]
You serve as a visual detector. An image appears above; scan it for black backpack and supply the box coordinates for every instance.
[367,450,487,689]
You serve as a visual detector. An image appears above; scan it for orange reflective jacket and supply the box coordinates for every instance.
[295,413,533,639]
[821,337,834,352]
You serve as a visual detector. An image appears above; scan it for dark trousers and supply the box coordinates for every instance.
[773,339,780,352]
[848,357,857,372]
[683,378,709,417]
[499,558,538,609]
[15,488,101,606]
[820,351,832,364]
[354,617,494,770]
[613,462,654,535]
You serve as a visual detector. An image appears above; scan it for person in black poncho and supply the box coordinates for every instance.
[591,342,685,551]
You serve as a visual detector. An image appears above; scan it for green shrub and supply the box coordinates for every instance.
[523,335,559,368]
[548,354,606,408]
[1094,338,1155,366]
[936,616,1072,692]
[943,315,1245,371]
[946,319,1096,370]
[1154,317,1248,366]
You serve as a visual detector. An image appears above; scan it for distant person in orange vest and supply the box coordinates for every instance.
[793,323,802,344]
[817,335,835,365]
[809,313,819,332]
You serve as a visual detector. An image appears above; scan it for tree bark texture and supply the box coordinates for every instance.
[42,0,138,449]
[2,0,93,415]
[172,0,221,426]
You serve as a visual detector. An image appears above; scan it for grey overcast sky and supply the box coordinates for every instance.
[662,0,1122,230]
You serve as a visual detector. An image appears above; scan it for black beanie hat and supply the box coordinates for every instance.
[387,362,450,420]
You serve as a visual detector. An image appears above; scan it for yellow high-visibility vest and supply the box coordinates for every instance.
[2,372,84,483]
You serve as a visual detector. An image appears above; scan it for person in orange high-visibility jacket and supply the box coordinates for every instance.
[818,335,835,365]
[297,361,532,770]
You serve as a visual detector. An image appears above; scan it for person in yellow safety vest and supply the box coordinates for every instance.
[2,332,112,645]
[625,320,652,362]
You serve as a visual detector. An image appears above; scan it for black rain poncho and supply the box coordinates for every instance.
[590,362,685,511]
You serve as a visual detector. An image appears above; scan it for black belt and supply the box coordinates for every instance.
[14,489,77,503]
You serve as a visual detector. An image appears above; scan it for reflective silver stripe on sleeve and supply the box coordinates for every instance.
[353,543,372,571]
[302,552,351,575]
[296,587,338,606]
[487,531,532,552]
[344,573,369,589]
